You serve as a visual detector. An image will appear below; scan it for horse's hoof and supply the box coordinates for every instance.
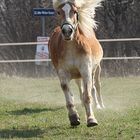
[101,104,105,109]
[87,118,98,127]
[69,114,80,126]
[96,104,102,110]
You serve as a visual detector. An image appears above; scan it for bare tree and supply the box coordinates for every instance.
[96,0,140,57]
[0,0,56,76]
[0,0,41,75]
[0,0,139,76]
[95,0,140,76]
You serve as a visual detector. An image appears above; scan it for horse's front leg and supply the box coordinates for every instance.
[58,70,80,126]
[75,79,84,105]
[81,67,98,127]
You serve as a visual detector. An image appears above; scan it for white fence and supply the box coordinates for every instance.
[0,38,140,63]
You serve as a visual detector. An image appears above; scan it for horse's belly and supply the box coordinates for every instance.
[63,59,81,79]
[68,67,81,79]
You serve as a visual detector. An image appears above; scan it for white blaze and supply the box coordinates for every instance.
[62,3,71,20]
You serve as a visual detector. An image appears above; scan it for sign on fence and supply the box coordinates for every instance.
[35,36,49,66]
[33,8,55,16]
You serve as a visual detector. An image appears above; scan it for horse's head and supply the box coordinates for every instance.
[55,2,79,41]
[53,0,103,39]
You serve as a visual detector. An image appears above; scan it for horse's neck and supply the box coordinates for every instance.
[74,27,95,45]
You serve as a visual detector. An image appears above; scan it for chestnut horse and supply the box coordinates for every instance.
[49,0,105,127]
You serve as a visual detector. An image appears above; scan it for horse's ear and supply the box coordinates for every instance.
[76,12,79,21]
[74,0,85,8]
[52,0,61,9]
[53,0,76,8]
[69,0,76,4]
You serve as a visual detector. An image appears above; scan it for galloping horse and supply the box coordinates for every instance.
[49,0,105,127]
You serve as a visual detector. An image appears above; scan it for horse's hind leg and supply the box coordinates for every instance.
[92,84,102,109]
[58,71,80,126]
[95,65,105,108]
[75,79,84,105]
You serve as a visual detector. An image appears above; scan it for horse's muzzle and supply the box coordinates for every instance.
[61,23,74,40]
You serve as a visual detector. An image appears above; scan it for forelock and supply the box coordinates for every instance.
[53,0,75,9]
[62,3,71,18]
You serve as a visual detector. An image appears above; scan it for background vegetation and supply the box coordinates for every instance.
[0,0,139,76]
[0,1,139,139]
[0,75,139,139]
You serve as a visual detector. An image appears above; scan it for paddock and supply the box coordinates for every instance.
[0,75,139,139]
[0,38,139,139]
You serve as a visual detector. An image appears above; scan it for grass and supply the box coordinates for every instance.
[0,75,140,139]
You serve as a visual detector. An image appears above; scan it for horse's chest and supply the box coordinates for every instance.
[63,47,80,67]
[59,46,82,78]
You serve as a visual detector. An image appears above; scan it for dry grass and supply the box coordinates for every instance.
[0,75,139,139]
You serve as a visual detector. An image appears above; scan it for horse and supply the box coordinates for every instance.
[49,0,105,127]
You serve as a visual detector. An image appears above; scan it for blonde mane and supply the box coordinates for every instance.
[53,0,103,38]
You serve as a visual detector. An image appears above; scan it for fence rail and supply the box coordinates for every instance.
[99,38,140,42]
[0,38,140,47]
[0,42,46,47]
[0,38,139,63]
[0,57,139,64]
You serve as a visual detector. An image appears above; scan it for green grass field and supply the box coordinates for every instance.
[0,75,139,140]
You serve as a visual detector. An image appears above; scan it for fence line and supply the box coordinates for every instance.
[0,38,140,47]
[0,59,51,63]
[98,38,140,42]
[0,38,139,63]
[103,57,140,60]
[0,42,46,47]
[0,57,139,63]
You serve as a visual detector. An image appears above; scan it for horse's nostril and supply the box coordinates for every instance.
[62,28,66,34]
[69,28,73,34]
[62,24,73,37]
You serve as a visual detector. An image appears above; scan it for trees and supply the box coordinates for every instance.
[0,0,139,76]
[94,0,140,76]
[96,0,140,57]
[0,0,41,75]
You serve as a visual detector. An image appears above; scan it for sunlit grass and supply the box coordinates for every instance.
[0,75,139,139]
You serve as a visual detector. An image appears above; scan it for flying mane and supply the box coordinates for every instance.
[53,0,103,37]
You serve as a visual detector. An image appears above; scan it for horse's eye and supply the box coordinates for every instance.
[57,11,60,15]
[74,11,77,14]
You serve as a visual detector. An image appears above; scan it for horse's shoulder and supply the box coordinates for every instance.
[75,29,102,57]
[49,26,63,68]
[53,26,61,34]
[49,26,61,49]
[50,26,61,40]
